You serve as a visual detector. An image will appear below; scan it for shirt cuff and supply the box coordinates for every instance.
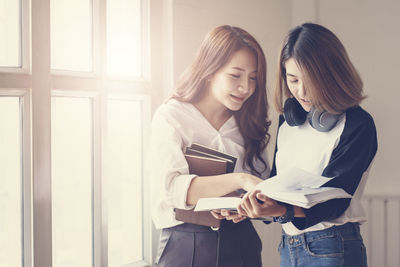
[170,174,197,209]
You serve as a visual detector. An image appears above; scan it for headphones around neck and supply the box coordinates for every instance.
[283,97,342,132]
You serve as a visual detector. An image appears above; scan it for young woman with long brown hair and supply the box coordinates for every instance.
[148,25,271,267]
[238,23,377,267]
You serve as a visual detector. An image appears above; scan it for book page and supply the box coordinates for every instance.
[194,197,241,212]
[264,187,352,208]
[253,168,351,208]
[256,168,333,191]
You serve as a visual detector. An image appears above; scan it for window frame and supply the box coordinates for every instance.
[0,0,155,266]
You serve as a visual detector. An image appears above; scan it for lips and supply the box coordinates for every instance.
[298,98,312,111]
[300,98,312,105]
[231,94,246,102]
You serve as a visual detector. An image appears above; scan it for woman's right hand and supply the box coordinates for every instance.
[240,173,263,192]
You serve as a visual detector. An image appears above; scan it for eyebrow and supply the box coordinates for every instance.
[286,73,297,77]
[232,67,257,73]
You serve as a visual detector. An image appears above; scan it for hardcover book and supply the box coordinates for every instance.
[174,143,237,228]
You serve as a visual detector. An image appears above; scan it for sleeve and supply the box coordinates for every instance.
[291,108,378,230]
[147,108,197,210]
[269,115,286,178]
[263,115,285,225]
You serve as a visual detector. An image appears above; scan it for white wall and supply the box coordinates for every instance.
[320,0,400,196]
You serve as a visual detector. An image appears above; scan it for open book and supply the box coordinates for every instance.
[174,143,237,228]
[194,168,352,212]
[255,168,352,208]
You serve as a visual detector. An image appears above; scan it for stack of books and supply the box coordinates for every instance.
[174,143,237,228]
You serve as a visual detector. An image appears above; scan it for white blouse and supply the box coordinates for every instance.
[148,99,270,229]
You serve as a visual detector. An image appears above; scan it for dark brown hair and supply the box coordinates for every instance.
[275,23,365,114]
[171,25,270,175]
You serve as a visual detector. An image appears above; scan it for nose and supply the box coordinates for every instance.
[238,78,250,94]
[297,81,307,98]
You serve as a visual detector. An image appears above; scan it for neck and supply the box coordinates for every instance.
[194,100,232,131]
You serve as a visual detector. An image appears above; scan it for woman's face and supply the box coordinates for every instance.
[207,48,257,112]
[285,58,312,112]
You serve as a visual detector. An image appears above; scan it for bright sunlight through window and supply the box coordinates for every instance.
[51,0,92,72]
[107,0,142,77]
[51,97,93,267]
[0,97,22,267]
[107,98,143,266]
[0,0,21,67]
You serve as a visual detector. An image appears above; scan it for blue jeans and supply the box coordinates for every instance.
[279,222,367,267]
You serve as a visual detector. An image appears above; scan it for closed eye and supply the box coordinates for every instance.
[229,74,240,78]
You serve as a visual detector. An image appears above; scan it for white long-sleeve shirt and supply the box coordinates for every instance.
[148,99,270,229]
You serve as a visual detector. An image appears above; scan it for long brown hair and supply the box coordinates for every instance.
[171,25,270,176]
[275,23,365,114]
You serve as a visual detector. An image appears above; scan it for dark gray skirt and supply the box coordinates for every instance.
[155,219,262,267]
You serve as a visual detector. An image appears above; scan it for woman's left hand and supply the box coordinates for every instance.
[238,190,284,218]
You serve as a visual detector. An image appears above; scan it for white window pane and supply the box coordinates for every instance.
[107,0,141,77]
[0,0,21,67]
[0,97,22,267]
[51,0,92,72]
[107,99,143,266]
[51,97,93,267]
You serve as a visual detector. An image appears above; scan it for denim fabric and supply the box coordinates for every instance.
[279,222,367,267]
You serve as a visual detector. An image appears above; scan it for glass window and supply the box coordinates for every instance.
[0,0,21,67]
[107,0,142,77]
[107,99,143,266]
[51,0,92,72]
[0,97,22,267]
[51,97,93,267]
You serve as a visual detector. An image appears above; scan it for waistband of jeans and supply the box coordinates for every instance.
[283,222,360,239]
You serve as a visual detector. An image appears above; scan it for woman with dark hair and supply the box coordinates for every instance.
[239,23,377,266]
[149,25,271,267]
